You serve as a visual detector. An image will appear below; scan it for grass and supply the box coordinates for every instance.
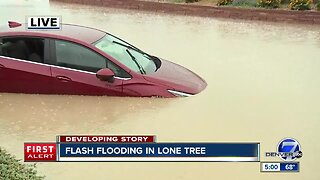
[0,147,44,180]
[167,0,320,10]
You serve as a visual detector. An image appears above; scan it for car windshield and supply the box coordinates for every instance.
[93,34,157,74]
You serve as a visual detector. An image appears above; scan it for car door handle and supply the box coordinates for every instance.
[0,64,4,69]
[56,76,71,82]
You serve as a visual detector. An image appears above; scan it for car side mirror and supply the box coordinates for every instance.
[96,68,115,83]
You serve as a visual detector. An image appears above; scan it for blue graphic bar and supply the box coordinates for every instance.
[58,143,260,162]
[280,162,299,172]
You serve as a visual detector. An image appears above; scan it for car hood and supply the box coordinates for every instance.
[143,59,207,95]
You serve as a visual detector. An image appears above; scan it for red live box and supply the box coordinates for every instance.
[24,143,56,162]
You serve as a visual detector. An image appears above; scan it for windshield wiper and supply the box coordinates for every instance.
[112,41,156,61]
[113,40,160,72]
[112,41,144,55]
[125,49,146,74]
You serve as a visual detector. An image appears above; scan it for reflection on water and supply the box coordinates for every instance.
[1,1,320,180]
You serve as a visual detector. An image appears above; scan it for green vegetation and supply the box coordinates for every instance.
[0,147,44,180]
[257,0,281,8]
[289,0,312,10]
[170,0,320,10]
[217,0,233,6]
[232,0,257,7]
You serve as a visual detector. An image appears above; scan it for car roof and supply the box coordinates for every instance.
[0,23,106,44]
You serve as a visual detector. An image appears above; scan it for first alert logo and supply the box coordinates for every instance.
[24,143,56,162]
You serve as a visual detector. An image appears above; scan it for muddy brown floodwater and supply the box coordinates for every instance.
[1,0,320,179]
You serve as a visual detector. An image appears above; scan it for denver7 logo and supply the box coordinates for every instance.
[277,138,302,161]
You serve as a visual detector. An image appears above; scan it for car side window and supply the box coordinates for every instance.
[55,40,130,78]
[0,37,44,63]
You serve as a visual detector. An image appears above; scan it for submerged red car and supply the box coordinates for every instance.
[0,22,206,97]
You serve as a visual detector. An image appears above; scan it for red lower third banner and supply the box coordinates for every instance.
[24,143,57,162]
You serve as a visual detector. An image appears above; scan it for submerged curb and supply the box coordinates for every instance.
[50,0,320,24]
